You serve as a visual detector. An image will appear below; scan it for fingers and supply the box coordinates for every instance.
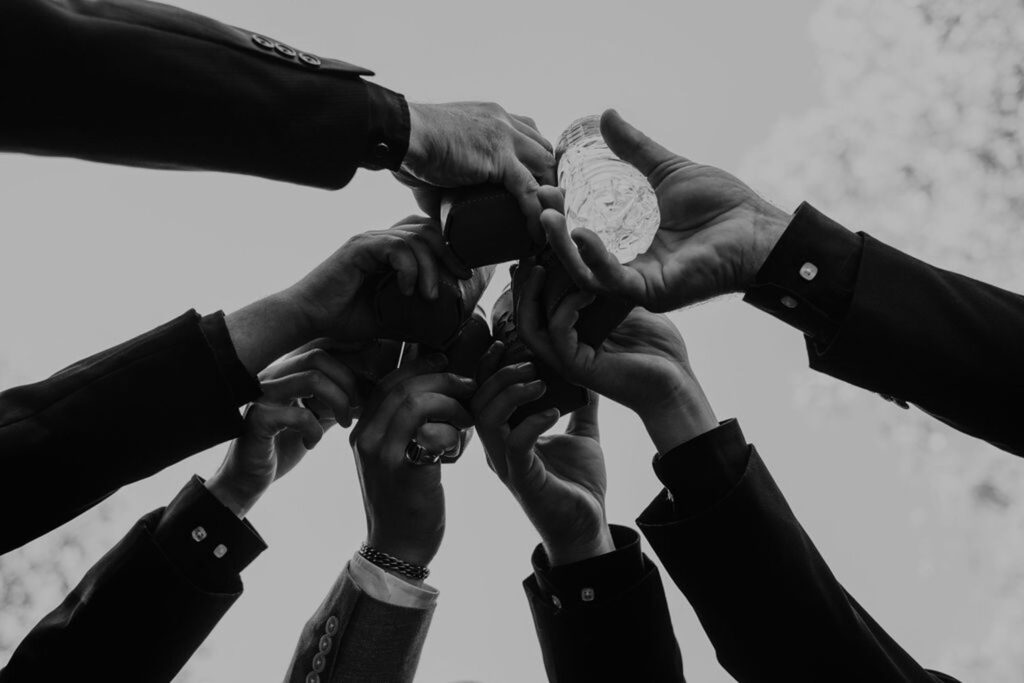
[540,208,604,293]
[572,229,648,301]
[566,393,600,441]
[546,290,598,377]
[509,114,552,154]
[392,218,473,281]
[506,408,560,468]
[249,403,325,450]
[514,267,560,370]
[515,136,558,187]
[475,340,506,385]
[504,159,544,241]
[600,109,682,179]
[382,393,474,460]
[356,371,476,453]
[259,349,363,427]
[415,422,461,454]
[471,364,546,428]
[359,352,449,420]
[537,185,565,214]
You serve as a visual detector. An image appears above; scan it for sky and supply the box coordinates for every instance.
[0,0,988,681]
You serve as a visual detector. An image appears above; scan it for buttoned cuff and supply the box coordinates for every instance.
[361,83,410,171]
[348,554,438,610]
[653,419,751,518]
[198,311,261,407]
[743,202,864,344]
[530,525,645,608]
[152,476,267,592]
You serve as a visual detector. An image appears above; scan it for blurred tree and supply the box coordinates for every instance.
[743,0,1024,679]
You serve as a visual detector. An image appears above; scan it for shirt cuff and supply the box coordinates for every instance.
[530,525,645,608]
[361,82,410,171]
[152,476,267,592]
[652,419,751,518]
[348,553,438,610]
[198,311,261,407]
[743,202,864,344]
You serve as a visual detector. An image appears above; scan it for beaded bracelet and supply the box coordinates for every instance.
[359,543,430,580]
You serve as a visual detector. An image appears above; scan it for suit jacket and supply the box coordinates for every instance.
[0,0,406,188]
[745,202,1024,457]
[284,565,434,683]
[638,420,958,683]
[0,310,259,553]
[0,477,266,682]
[523,525,686,683]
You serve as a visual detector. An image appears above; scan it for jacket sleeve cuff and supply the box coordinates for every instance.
[743,202,864,344]
[152,476,267,592]
[530,525,645,608]
[361,82,410,171]
[652,419,751,518]
[198,311,261,407]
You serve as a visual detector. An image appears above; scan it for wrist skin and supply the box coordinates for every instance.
[367,529,442,570]
[403,103,427,171]
[637,377,719,454]
[740,200,792,290]
[545,524,615,567]
[204,473,263,519]
[224,289,318,376]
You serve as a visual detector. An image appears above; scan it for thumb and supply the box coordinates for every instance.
[566,394,600,441]
[600,109,682,178]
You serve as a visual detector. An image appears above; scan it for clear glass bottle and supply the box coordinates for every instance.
[556,114,660,263]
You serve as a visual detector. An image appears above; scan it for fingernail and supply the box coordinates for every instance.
[531,380,547,394]
[546,408,560,419]
[513,361,534,371]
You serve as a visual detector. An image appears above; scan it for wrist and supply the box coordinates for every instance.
[204,474,262,519]
[225,290,317,374]
[545,524,615,566]
[639,388,718,454]
[403,102,428,170]
[742,200,792,289]
[367,532,440,569]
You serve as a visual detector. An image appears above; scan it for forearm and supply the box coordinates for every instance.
[225,291,317,376]
[0,0,398,188]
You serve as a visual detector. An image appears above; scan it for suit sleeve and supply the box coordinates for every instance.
[744,202,1024,457]
[637,420,958,683]
[0,478,266,683]
[0,310,260,554]
[0,0,409,188]
[283,564,434,683]
[523,525,686,683]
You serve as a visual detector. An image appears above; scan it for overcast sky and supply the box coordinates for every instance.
[0,0,987,681]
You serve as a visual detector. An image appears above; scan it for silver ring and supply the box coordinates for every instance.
[404,439,443,466]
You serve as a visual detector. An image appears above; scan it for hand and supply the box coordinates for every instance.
[516,267,718,453]
[472,342,614,566]
[350,354,476,569]
[399,102,556,235]
[287,215,472,342]
[205,347,363,517]
[540,109,792,312]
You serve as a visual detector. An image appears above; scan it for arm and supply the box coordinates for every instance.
[538,109,1024,457]
[285,356,474,683]
[518,287,957,683]
[0,0,552,207]
[471,348,685,682]
[0,217,460,553]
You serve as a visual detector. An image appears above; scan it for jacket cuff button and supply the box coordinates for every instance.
[251,34,274,50]
[299,53,322,68]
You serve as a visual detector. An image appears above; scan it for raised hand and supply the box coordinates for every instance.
[205,347,362,517]
[472,341,614,565]
[516,266,718,453]
[349,355,476,569]
[540,109,792,312]
[398,102,556,231]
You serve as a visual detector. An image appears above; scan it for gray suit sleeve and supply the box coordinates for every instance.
[284,563,435,683]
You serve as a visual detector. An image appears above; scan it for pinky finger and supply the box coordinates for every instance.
[253,404,326,450]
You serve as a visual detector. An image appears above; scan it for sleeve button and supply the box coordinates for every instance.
[305,674,320,683]
[312,653,326,672]
[375,142,391,157]
[780,295,799,309]
[298,53,322,68]
[325,616,339,635]
[318,634,333,653]
[251,34,275,50]
[274,43,297,58]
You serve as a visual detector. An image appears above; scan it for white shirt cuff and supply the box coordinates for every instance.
[348,553,438,610]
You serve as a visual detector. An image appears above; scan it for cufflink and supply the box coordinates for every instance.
[191,526,207,542]
[213,544,228,559]
[551,595,562,609]
[799,262,819,281]
[581,587,595,602]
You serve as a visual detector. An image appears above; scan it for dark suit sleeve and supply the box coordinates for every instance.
[0,478,266,683]
[744,202,1024,457]
[523,525,686,683]
[637,420,958,683]
[0,0,410,188]
[0,310,260,554]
